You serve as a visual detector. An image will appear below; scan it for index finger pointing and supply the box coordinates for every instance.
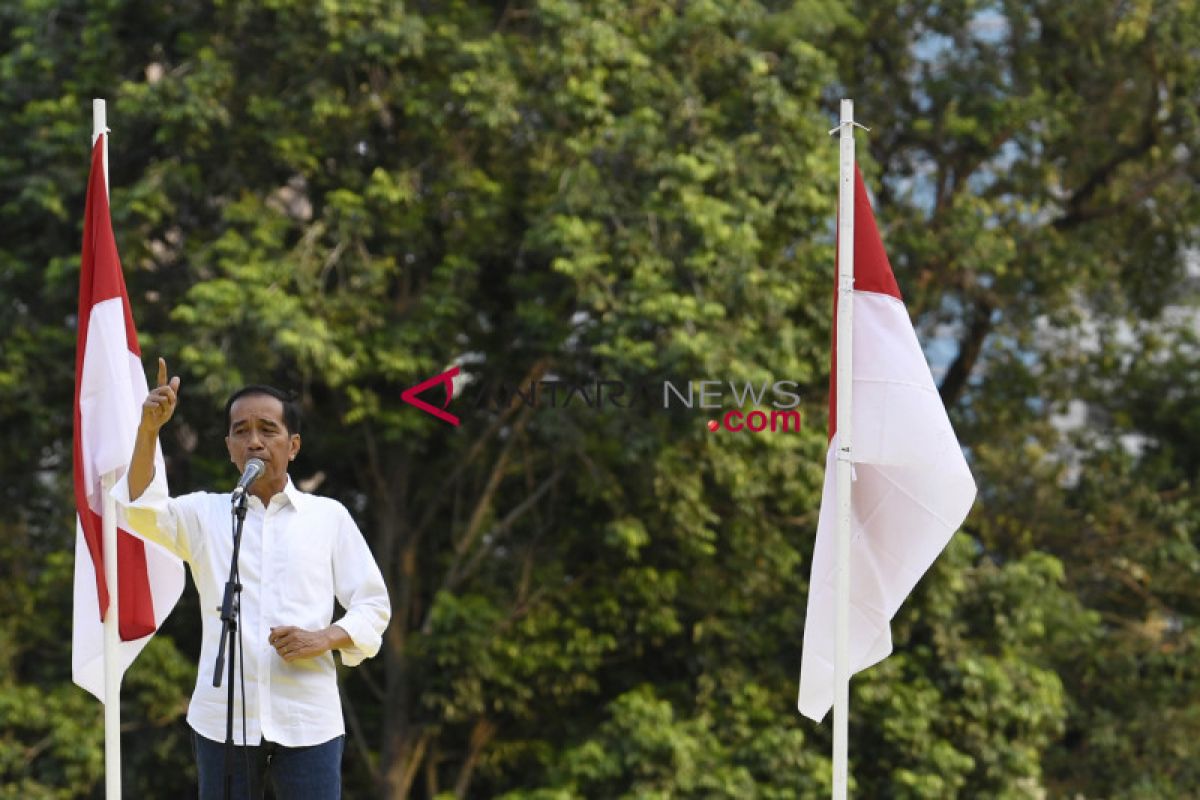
[156,357,167,388]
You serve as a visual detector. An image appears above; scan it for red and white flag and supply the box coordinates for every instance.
[72,135,184,701]
[798,166,976,721]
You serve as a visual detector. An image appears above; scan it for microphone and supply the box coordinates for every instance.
[230,458,266,504]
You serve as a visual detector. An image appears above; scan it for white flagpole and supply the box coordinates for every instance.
[833,97,857,800]
[93,97,122,800]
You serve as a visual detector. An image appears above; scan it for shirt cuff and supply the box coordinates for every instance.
[332,613,382,667]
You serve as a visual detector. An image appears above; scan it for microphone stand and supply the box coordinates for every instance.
[214,489,249,800]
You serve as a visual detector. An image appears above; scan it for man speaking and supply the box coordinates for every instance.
[113,358,391,799]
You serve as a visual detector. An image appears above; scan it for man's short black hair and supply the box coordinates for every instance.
[225,385,302,435]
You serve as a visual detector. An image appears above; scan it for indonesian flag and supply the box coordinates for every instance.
[72,135,184,701]
[797,166,976,721]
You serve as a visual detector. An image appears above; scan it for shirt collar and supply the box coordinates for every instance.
[280,475,307,512]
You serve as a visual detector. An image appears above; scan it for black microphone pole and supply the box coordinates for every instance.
[215,477,252,799]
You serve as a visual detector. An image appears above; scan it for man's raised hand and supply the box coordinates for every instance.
[142,357,181,433]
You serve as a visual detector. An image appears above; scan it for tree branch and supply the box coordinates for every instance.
[938,297,995,408]
[447,468,564,592]
[410,358,550,542]
[453,718,497,799]
[1054,79,1161,230]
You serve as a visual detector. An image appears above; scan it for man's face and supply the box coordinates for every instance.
[225,394,300,483]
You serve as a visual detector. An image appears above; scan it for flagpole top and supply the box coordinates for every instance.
[92,99,109,145]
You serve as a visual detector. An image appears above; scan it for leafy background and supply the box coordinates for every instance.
[2,0,1199,797]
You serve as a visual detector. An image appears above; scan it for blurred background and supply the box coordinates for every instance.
[3,0,1200,797]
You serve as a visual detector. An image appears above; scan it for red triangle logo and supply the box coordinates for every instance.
[402,367,460,426]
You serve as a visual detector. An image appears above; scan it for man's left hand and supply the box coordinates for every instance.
[269,625,344,662]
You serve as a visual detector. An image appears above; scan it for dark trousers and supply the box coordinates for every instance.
[192,730,344,799]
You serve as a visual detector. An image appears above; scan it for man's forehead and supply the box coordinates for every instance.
[229,394,286,425]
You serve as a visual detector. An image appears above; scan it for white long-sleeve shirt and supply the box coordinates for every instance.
[112,472,391,746]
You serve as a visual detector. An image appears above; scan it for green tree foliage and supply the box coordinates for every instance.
[833,0,1200,796]
[2,0,1199,797]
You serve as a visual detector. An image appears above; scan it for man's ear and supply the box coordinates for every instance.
[226,435,235,464]
[289,434,301,462]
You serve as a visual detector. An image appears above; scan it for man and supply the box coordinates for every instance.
[113,358,391,799]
